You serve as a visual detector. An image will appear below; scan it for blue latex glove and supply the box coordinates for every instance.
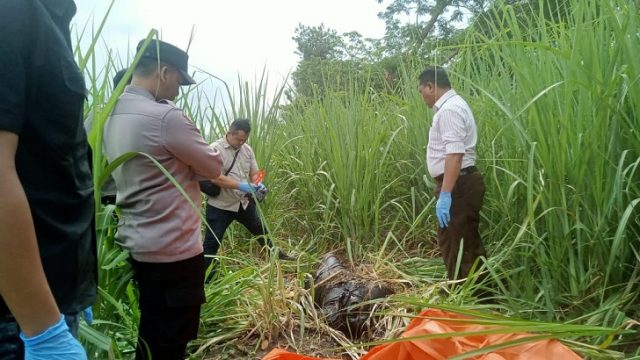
[237,181,257,193]
[82,307,93,325]
[435,191,452,228]
[20,316,87,360]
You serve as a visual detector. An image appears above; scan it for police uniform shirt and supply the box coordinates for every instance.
[0,0,97,315]
[103,85,222,263]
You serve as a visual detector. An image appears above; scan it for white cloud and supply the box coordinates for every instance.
[73,0,386,86]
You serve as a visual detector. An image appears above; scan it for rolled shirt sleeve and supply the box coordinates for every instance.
[437,109,467,154]
[161,109,222,180]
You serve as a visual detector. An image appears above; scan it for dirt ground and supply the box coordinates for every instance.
[202,331,357,360]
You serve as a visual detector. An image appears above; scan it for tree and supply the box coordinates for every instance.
[376,0,489,58]
[292,23,346,61]
[287,0,577,103]
[472,0,572,38]
[290,24,391,100]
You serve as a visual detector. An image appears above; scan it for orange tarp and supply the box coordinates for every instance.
[262,309,582,360]
[262,349,340,360]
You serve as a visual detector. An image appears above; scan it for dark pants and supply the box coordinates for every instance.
[0,313,23,360]
[435,171,487,281]
[0,311,82,359]
[203,201,272,274]
[130,253,205,360]
[101,194,116,205]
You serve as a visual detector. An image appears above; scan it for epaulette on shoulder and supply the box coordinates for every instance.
[157,99,177,107]
[156,100,195,123]
[155,99,184,120]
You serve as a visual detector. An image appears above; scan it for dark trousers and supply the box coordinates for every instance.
[0,311,81,359]
[0,313,22,360]
[435,171,487,281]
[130,253,205,360]
[203,201,272,272]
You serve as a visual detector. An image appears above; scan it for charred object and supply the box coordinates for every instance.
[312,253,392,339]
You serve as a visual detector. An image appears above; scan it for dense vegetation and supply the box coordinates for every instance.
[77,0,639,358]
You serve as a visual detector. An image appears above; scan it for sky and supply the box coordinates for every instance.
[72,0,388,96]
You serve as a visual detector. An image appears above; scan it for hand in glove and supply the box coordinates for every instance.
[21,316,87,360]
[237,181,258,193]
[435,191,452,228]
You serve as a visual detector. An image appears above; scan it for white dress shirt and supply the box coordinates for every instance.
[426,89,478,178]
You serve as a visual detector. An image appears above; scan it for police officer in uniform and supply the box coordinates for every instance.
[103,39,222,360]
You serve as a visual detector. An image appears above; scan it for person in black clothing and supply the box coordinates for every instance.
[0,1,96,359]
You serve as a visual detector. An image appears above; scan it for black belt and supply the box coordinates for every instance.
[434,166,477,183]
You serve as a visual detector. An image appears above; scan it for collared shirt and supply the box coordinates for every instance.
[426,89,478,178]
[206,137,258,212]
[103,85,222,263]
[0,0,96,315]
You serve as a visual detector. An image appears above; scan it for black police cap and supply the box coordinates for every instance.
[112,69,131,88]
[136,39,196,85]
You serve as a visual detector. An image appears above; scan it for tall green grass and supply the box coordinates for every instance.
[267,0,639,356]
[448,0,640,319]
[74,0,639,358]
[279,83,416,257]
